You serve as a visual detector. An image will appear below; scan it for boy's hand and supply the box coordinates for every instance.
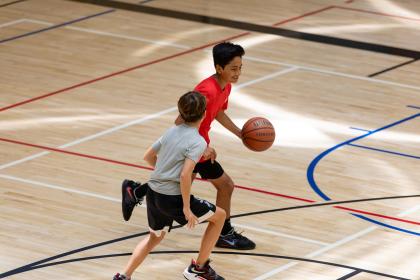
[203,146,217,163]
[183,207,198,229]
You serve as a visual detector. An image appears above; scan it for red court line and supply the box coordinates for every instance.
[335,206,420,226]
[272,6,335,26]
[0,5,334,112]
[335,6,420,22]
[1,136,419,227]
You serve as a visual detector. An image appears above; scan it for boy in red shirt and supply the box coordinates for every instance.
[122,42,255,250]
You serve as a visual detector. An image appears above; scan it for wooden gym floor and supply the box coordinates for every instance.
[0,0,419,279]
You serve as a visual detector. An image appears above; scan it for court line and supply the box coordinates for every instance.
[2,99,419,227]
[0,66,295,171]
[353,214,420,236]
[308,113,420,201]
[368,58,419,78]
[0,0,26,8]
[3,7,420,113]
[0,4,343,112]
[0,175,420,278]
[254,200,420,280]
[2,136,420,228]
[0,106,175,171]
[0,174,324,245]
[22,17,420,91]
[0,174,420,279]
[68,0,420,59]
[348,143,420,160]
[335,5,420,22]
[0,9,115,44]
[2,10,419,235]
[407,105,420,110]
[2,251,409,280]
[349,127,371,133]
[230,223,328,246]
[336,270,362,280]
[307,113,420,235]
[253,226,376,280]
[244,55,420,91]
[0,19,26,28]
[22,18,189,49]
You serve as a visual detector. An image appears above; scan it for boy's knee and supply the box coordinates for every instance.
[215,207,226,219]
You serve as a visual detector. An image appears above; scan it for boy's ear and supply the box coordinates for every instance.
[215,64,223,75]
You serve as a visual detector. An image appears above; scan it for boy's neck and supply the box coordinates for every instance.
[184,121,201,128]
[214,74,227,90]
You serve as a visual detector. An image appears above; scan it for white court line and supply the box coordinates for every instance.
[232,223,328,246]
[23,19,189,49]
[2,17,420,93]
[244,55,420,92]
[0,174,330,245]
[0,67,297,171]
[0,19,26,28]
[0,174,120,203]
[253,203,420,280]
[0,106,177,170]
[2,18,420,92]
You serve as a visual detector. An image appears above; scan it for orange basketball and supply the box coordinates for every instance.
[241,117,276,152]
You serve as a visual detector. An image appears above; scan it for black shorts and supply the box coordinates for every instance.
[146,185,216,236]
[193,159,224,179]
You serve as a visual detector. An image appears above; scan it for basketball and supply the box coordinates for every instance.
[241,117,276,152]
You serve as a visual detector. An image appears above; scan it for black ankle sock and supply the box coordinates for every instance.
[133,183,147,200]
[221,218,233,235]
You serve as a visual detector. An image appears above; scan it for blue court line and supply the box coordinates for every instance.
[307,113,419,201]
[307,113,420,236]
[407,105,420,110]
[348,143,420,160]
[353,214,420,236]
[0,9,115,44]
[350,127,372,133]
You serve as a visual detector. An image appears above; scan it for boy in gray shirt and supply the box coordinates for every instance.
[113,91,226,280]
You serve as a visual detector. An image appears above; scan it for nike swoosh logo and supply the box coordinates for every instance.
[127,187,134,199]
[223,239,236,246]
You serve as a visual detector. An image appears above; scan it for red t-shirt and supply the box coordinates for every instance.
[194,75,231,145]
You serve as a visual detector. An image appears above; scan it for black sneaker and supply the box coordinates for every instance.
[183,259,224,280]
[215,228,256,250]
[113,273,130,280]
[121,179,143,221]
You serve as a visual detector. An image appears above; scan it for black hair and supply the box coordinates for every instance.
[178,91,206,123]
[213,42,245,69]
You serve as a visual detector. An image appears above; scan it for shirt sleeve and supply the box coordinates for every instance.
[151,136,163,152]
[221,84,231,110]
[184,139,206,163]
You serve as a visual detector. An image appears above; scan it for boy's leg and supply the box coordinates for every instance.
[123,231,165,277]
[196,206,225,265]
[209,172,256,250]
[183,198,226,280]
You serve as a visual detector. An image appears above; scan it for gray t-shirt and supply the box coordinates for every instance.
[148,124,207,195]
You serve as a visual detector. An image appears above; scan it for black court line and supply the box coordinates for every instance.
[67,0,420,59]
[9,251,409,280]
[139,0,154,4]
[0,9,115,44]
[0,0,26,8]
[368,58,419,77]
[231,194,420,219]
[407,105,420,110]
[337,270,362,280]
[1,193,418,278]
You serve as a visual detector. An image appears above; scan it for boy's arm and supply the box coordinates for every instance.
[180,158,199,229]
[215,110,242,139]
[143,146,158,167]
